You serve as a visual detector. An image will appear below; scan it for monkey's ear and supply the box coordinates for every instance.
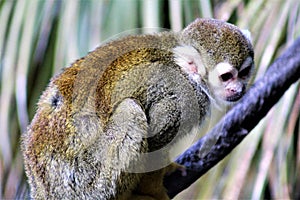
[241,29,252,43]
[173,45,206,78]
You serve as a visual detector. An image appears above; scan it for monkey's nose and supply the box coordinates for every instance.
[226,87,245,102]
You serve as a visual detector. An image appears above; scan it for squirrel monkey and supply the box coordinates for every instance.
[22,18,254,199]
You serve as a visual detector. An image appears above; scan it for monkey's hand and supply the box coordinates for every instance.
[133,162,185,200]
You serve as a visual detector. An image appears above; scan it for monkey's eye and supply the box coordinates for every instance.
[219,72,233,82]
[238,65,251,78]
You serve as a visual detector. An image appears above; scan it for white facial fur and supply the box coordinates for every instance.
[173,44,253,105]
[208,56,253,104]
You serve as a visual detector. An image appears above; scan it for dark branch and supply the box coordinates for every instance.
[164,37,300,198]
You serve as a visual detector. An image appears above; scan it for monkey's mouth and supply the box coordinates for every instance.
[226,92,244,102]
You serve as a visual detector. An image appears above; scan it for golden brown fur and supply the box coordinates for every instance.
[22,18,254,199]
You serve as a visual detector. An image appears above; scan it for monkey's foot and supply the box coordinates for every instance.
[165,162,187,176]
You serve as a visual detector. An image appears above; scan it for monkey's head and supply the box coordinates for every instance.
[175,18,254,105]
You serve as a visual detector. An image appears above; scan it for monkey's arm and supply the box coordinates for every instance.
[148,98,179,134]
[147,97,181,152]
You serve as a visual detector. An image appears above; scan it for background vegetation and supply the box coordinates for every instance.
[0,0,299,199]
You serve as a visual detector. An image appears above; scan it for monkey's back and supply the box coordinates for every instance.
[22,31,210,199]
[82,33,211,151]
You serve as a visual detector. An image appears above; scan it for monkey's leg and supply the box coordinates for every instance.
[103,98,151,199]
[107,98,182,199]
[131,97,183,200]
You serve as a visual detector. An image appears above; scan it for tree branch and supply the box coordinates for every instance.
[164,37,300,198]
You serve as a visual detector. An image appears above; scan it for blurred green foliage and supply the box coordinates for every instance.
[0,0,299,199]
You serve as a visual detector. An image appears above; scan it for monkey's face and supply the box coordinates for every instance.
[208,56,254,104]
